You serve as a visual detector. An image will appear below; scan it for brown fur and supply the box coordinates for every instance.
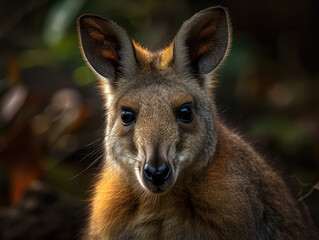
[77,6,315,240]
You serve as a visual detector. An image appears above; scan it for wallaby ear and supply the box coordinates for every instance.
[173,6,231,85]
[77,15,137,84]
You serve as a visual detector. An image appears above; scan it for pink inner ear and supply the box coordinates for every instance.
[189,13,221,62]
[190,25,216,61]
[195,41,215,58]
[83,18,119,63]
[100,41,118,62]
[88,28,105,41]
[199,24,217,39]
[84,18,105,35]
[87,27,119,62]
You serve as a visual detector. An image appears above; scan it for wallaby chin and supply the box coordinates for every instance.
[78,6,317,240]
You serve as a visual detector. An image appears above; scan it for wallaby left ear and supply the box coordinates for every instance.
[77,15,137,85]
[174,6,231,84]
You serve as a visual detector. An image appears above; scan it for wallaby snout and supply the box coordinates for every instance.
[139,140,175,193]
[130,100,177,193]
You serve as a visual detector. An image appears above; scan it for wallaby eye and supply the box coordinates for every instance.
[121,107,136,126]
[176,103,193,123]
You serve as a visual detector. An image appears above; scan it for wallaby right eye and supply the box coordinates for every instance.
[121,107,136,126]
[176,103,194,123]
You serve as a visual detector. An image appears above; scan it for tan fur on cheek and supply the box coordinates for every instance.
[89,167,139,237]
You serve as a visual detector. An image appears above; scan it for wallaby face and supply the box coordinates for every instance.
[78,7,230,194]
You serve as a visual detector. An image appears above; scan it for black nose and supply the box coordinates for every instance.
[143,163,171,186]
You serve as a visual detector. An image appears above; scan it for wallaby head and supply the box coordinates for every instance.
[77,6,231,195]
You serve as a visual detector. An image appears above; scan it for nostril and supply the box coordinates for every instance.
[158,163,171,181]
[143,164,156,181]
[143,163,172,186]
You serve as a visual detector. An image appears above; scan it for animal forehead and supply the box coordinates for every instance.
[131,69,181,88]
[116,69,197,110]
[118,87,193,111]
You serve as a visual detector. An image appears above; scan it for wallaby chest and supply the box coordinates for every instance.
[117,197,216,240]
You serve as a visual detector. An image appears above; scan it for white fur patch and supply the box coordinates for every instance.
[177,154,186,162]
[135,167,147,190]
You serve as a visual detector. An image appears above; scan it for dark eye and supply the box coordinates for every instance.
[176,103,193,123]
[121,107,136,126]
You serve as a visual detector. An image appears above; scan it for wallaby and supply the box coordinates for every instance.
[77,6,315,240]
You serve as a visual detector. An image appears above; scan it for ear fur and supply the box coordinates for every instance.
[77,15,137,84]
[173,6,232,87]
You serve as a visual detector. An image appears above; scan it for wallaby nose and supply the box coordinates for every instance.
[143,163,172,186]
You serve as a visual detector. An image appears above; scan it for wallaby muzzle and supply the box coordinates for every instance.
[139,142,175,193]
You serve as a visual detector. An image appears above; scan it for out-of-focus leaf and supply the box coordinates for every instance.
[72,66,95,86]
[19,49,55,68]
[48,34,80,62]
[250,115,309,155]
[1,122,44,204]
[43,0,87,46]
[45,158,88,198]
[0,86,28,123]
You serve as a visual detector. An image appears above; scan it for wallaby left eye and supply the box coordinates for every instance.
[121,107,136,126]
[176,103,193,123]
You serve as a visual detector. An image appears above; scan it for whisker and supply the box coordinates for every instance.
[77,145,104,164]
[85,137,104,147]
[68,154,104,181]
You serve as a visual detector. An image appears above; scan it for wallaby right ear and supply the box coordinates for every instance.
[173,6,231,87]
[77,15,137,84]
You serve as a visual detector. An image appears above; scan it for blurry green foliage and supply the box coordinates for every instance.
[43,0,86,46]
[73,66,95,86]
[45,157,89,199]
[19,49,55,69]
[251,115,309,155]
[48,34,81,63]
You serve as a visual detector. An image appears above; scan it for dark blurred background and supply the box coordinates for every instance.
[0,0,318,239]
